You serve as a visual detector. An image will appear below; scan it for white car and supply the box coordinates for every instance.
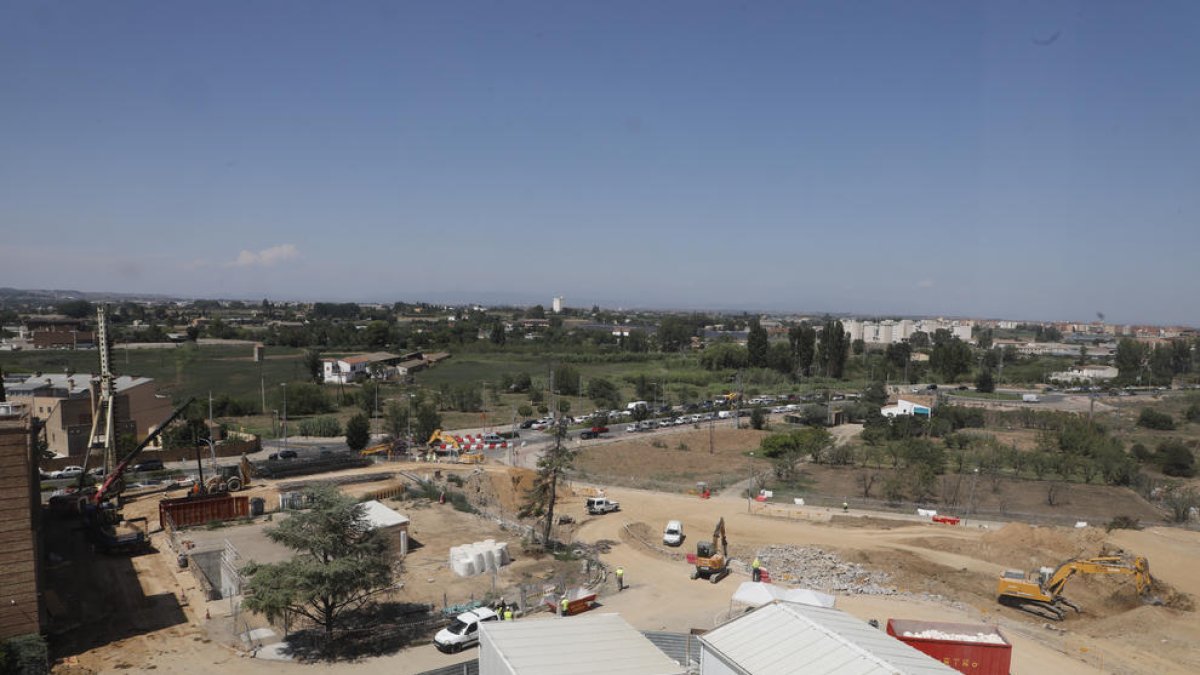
[663,520,684,546]
[52,465,85,479]
[434,607,499,653]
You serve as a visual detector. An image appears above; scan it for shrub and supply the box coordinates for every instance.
[1130,442,1152,462]
[1157,440,1196,477]
[1186,403,1200,423]
[750,407,767,430]
[1,634,48,675]
[1137,408,1175,431]
[297,416,342,437]
[1105,516,1142,532]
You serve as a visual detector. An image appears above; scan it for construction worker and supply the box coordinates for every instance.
[504,607,514,621]
[496,598,507,618]
[842,500,849,512]
[616,565,625,591]
[752,557,762,582]
[560,596,570,617]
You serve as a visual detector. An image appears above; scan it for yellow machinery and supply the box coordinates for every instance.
[690,517,730,583]
[427,429,461,451]
[204,455,253,493]
[426,429,484,464]
[996,554,1153,620]
[360,442,391,458]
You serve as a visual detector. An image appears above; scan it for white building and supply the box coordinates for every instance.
[699,601,957,675]
[840,318,973,346]
[479,613,684,675]
[881,399,931,418]
[552,296,564,314]
[1048,365,1119,383]
[321,352,404,384]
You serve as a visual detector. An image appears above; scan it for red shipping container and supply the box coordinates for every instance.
[887,619,1011,675]
[160,494,250,529]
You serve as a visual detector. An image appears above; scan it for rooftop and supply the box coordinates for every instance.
[699,601,958,675]
[480,613,684,675]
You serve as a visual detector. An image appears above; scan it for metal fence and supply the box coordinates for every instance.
[415,660,479,675]
[643,631,702,667]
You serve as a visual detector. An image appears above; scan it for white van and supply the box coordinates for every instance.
[434,607,499,653]
[663,520,684,546]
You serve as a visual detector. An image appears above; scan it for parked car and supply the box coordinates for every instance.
[52,465,85,479]
[434,607,499,653]
[580,430,599,440]
[663,520,684,546]
[482,434,505,444]
[590,426,609,434]
[132,459,164,473]
[626,424,639,433]
[519,419,536,429]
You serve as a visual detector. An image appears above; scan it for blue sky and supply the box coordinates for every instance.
[2,2,1197,324]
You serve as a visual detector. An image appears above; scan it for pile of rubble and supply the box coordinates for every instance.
[754,545,895,595]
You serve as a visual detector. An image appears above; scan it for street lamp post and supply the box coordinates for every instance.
[281,383,288,454]
[969,467,979,516]
[746,452,755,513]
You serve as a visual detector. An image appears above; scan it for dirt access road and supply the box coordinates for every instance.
[566,483,1200,675]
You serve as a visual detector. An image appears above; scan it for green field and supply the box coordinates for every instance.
[0,344,305,405]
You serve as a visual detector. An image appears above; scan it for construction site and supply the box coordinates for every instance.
[26,446,1196,675]
[13,310,1198,675]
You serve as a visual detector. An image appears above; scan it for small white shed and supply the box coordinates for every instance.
[479,613,685,675]
[359,499,410,555]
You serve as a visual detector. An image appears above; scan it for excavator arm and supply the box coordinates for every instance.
[1045,556,1153,596]
[998,554,1153,620]
[714,517,728,559]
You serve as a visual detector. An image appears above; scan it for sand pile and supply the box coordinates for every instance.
[982,523,1107,568]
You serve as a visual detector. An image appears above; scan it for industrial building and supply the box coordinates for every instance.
[479,613,685,675]
[698,601,957,675]
[5,373,173,458]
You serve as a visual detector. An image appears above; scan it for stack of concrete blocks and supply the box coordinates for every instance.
[449,539,511,577]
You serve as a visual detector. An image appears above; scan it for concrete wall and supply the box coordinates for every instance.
[0,416,43,639]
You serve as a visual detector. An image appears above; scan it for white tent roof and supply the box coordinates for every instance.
[480,613,684,675]
[700,601,958,675]
[358,500,409,529]
[732,582,835,609]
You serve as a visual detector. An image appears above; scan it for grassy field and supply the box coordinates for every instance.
[0,344,305,404]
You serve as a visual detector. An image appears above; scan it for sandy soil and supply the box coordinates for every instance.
[48,460,1200,675]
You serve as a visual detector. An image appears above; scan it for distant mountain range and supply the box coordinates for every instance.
[0,287,180,304]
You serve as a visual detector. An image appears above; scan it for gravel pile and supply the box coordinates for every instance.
[754,545,895,595]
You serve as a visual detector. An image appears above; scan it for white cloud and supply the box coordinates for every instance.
[229,244,299,268]
[916,279,934,289]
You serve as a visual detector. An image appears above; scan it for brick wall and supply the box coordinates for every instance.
[0,416,43,639]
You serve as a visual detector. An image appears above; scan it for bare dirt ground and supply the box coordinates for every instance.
[48,457,1200,674]
[573,426,773,491]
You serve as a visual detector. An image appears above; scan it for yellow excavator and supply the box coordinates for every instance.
[426,429,485,464]
[690,517,730,583]
[996,554,1153,620]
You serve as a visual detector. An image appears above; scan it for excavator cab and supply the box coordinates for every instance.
[690,518,729,584]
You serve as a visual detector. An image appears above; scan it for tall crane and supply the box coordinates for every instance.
[77,304,117,489]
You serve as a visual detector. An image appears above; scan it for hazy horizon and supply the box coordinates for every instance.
[3,2,1198,325]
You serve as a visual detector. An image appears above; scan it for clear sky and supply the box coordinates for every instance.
[2,2,1197,324]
